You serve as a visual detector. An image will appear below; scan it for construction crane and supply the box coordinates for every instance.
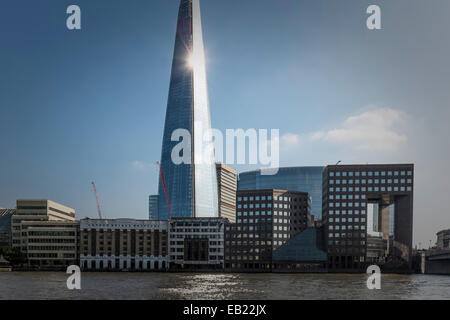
[156,161,173,218]
[91,181,103,219]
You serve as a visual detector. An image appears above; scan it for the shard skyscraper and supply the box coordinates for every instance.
[157,0,218,220]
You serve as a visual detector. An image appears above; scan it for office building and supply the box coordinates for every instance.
[0,209,15,248]
[149,195,159,220]
[11,200,78,268]
[80,218,169,271]
[238,167,324,218]
[157,0,218,219]
[216,162,237,223]
[322,164,414,271]
[168,217,227,270]
[436,229,450,249]
[225,189,312,271]
[271,227,328,272]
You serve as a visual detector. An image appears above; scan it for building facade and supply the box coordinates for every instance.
[436,229,450,249]
[238,167,324,219]
[322,164,414,272]
[149,195,159,220]
[216,162,237,223]
[225,189,312,271]
[80,218,169,271]
[0,209,15,248]
[157,0,218,219]
[11,200,78,267]
[168,217,226,270]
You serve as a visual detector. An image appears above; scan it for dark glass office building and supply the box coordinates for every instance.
[224,189,313,271]
[238,167,324,219]
[157,0,218,219]
[322,164,414,272]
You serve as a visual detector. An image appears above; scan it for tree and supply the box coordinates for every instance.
[1,247,26,266]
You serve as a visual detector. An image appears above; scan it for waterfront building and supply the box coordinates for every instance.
[322,164,414,271]
[0,209,15,248]
[148,195,159,220]
[79,218,169,271]
[11,200,78,268]
[436,229,450,249]
[271,227,328,272]
[157,0,218,219]
[224,189,312,271]
[216,162,237,223]
[238,167,324,219]
[168,217,227,270]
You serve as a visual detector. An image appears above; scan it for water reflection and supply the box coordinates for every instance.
[0,272,449,300]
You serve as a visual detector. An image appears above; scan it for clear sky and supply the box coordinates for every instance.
[1,0,449,248]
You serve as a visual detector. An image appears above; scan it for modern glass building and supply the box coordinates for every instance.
[238,167,324,219]
[157,0,218,220]
[148,195,159,220]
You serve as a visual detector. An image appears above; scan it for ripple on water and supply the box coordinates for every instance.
[1,272,449,300]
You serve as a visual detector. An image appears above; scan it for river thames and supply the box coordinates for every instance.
[0,272,449,300]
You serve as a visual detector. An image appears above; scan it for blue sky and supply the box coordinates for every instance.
[1,0,449,247]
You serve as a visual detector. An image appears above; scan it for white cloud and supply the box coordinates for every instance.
[131,160,153,169]
[281,133,301,146]
[310,107,408,152]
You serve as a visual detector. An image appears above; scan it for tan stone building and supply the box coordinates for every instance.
[79,218,168,271]
[11,200,78,268]
[216,162,237,223]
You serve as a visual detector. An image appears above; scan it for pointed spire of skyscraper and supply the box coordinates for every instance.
[157,0,218,219]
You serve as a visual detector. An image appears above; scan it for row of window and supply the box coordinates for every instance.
[329,217,366,223]
[168,228,220,233]
[237,196,271,202]
[328,186,412,193]
[237,211,273,217]
[28,246,76,251]
[173,222,220,227]
[82,247,166,253]
[238,195,309,202]
[329,202,366,208]
[327,209,367,215]
[328,240,366,246]
[329,170,412,177]
[329,178,412,185]
[329,194,366,200]
[329,225,366,231]
[329,233,366,238]
[227,233,273,239]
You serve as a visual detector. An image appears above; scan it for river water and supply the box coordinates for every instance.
[0,272,449,300]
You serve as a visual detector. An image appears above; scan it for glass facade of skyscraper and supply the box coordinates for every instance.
[157,0,218,220]
[238,167,324,219]
[149,195,159,220]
